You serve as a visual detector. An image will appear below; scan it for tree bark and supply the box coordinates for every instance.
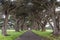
[56,15,60,35]
[37,22,40,30]
[15,19,20,32]
[21,25,24,31]
[41,21,47,31]
[52,15,59,36]
[2,11,8,36]
[52,1,60,36]
[21,19,25,31]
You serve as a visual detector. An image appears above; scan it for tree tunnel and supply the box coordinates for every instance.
[0,0,60,36]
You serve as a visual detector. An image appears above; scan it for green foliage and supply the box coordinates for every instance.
[0,30,25,40]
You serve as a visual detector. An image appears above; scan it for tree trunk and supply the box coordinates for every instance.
[52,1,59,36]
[56,16,60,35]
[21,25,23,31]
[20,18,25,31]
[41,25,46,31]
[2,11,8,36]
[41,21,47,31]
[20,20,24,31]
[52,16,59,36]
[47,19,53,30]
[52,9,59,36]
[37,22,40,30]
[58,15,60,34]
[15,19,20,32]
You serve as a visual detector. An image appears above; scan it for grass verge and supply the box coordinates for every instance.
[32,30,60,40]
[0,30,26,40]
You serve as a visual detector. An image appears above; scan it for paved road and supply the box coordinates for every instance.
[16,31,49,40]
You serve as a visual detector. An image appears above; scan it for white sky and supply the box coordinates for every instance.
[46,22,54,27]
[11,0,16,1]
[55,7,60,12]
[11,0,14,1]
[2,15,5,18]
[57,0,60,2]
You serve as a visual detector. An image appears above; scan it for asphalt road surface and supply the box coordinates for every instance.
[16,31,49,40]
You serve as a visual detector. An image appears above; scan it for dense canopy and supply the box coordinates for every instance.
[0,0,60,36]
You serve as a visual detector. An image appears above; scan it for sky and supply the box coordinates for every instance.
[55,7,60,12]
[57,0,60,2]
